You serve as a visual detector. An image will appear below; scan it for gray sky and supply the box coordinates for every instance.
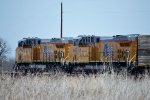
[0,0,150,58]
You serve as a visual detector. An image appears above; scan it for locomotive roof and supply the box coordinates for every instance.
[100,34,138,42]
[18,34,139,43]
[18,37,40,42]
[41,38,71,44]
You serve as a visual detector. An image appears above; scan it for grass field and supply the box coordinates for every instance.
[0,72,150,100]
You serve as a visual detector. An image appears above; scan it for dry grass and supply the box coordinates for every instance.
[0,73,150,100]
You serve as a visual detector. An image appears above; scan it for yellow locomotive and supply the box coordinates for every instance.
[14,3,150,73]
[15,34,150,73]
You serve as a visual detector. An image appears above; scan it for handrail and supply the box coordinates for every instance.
[129,54,136,62]
[63,56,69,62]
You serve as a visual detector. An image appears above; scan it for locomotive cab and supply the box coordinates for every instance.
[16,38,41,62]
[18,37,41,47]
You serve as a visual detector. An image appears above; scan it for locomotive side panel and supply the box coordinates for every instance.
[33,46,41,62]
[55,44,66,62]
[100,41,119,62]
[129,41,137,64]
[114,40,137,63]
[64,44,72,62]
[100,40,136,63]
[70,46,78,62]
[16,47,32,63]
[40,44,56,62]
[71,44,101,63]
[90,44,100,62]
[77,46,89,63]
[117,41,132,62]
[70,46,90,63]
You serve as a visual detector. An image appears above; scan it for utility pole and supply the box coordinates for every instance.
[60,2,63,38]
[136,36,138,67]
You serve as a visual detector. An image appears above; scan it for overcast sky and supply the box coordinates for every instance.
[0,0,150,58]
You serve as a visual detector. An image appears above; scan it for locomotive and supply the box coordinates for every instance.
[14,3,150,73]
[15,34,150,73]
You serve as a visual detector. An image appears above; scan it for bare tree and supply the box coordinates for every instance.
[0,37,10,73]
[0,38,9,60]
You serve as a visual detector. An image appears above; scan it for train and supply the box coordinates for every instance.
[14,3,150,74]
[14,34,150,73]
